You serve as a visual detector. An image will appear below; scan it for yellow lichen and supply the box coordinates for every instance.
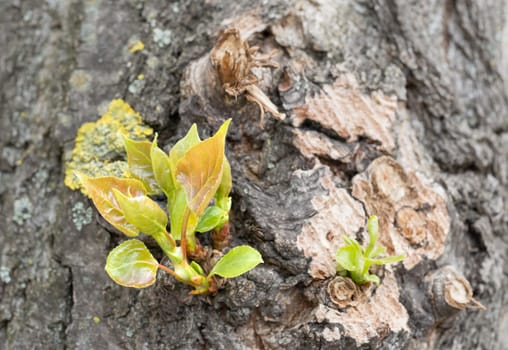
[64,99,153,195]
[128,40,145,53]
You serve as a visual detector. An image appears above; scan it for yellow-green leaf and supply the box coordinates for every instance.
[190,261,205,275]
[105,239,158,288]
[175,119,231,217]
[169,189,197,240]
[77,174,146,237]
[215,157,232,201]
[112,189,168,237]
[169,124,200,187]
[123,135,160,194]
[365,215,379,257]
[196,206,228,233]
[208,245,263,278]
[336,245,359,271]
[151,136,174,199]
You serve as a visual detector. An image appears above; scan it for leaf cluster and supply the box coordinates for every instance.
[336,215,404,285]
[77,120,262,294]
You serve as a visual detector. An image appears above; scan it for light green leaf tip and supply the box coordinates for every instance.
[209,245,263,278]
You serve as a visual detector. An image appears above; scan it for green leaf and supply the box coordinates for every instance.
[169,189,197,240]
[363,274,381,285]
[151,136,174,199]
[335,245,359,272]
[77,174,146,237]
[169,124,201,187]
[112,189,168,237]
[365,215,379,257]
[215,157,232,201]
[105,239,159,288]
[190,261,205,275]
[368,245,386,258]
[343,237,363,254]
[176,119,231,217]
[216,196,232,213]
[366,254,405,266]
[196,206,228,233]
[122,135,160,194]
[208,245,263,278]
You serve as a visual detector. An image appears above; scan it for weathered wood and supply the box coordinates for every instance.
[1,0,507,349]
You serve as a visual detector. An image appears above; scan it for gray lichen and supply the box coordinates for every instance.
[0,266,11,284]
[72,201,93,231]
[128,78,146,95]
[13,196,33,226]
[153,28,172,48]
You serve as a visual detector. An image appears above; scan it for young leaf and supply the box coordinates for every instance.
[169,124,201,187]
[190,261,205,275]
[216,196,232,213]
[77,174,146,237]
[112,189,168,237]
[343,237,363,253]
[208,245,263,278]
[368,245,386,258]
[195,206,228,233]
[366,255,406,266]
[365,215,379,257]
[363,274,381,285]
[336,245,359,271]
[169,189,198,240]
[122,134,160,194]
[151,136,174,199]
[105,239,159,288]
[176,119,231,217]
[215,157,232,201]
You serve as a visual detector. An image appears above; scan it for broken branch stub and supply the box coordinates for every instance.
[426,265,486,322]
[211,28,285,124]
[180,27,285,128]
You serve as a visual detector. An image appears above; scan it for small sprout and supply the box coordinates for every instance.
[73,119,263,295]
[336,215,405,285]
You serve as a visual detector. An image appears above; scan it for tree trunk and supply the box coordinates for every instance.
[1,1,507,349]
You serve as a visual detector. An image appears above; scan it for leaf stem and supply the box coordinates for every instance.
[180,207,191,261]
[158,264,179,279]
[165,230,176,248]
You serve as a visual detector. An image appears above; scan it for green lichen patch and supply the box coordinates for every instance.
[64,99,153,195]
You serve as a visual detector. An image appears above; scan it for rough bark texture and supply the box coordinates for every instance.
[1,1,507,349]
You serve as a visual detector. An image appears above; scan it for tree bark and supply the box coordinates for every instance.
[1,0,507,349]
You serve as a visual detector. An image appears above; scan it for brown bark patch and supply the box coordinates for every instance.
[293,73,398,152]
[292,129,353,161]
[352,156,450,269]
[296,168,365,279]
[315,271,409,344]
